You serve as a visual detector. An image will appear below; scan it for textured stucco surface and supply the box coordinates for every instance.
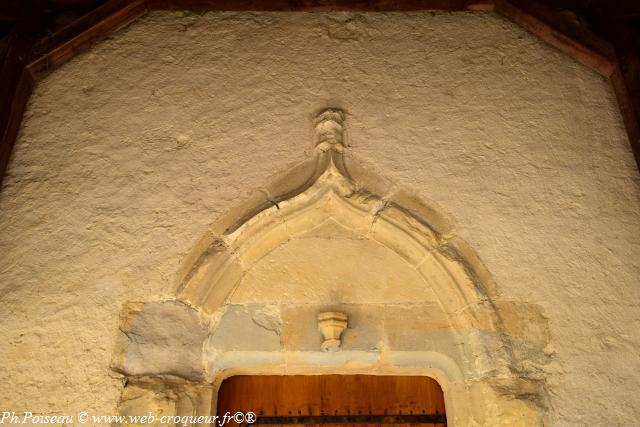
[0,10,639,426]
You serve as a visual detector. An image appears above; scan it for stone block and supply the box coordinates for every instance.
[208,304,281,351]
[384,304,453,351]
[114,301,208,381]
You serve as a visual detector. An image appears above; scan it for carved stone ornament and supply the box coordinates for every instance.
[317,311,348,352]
[314,109,346,152]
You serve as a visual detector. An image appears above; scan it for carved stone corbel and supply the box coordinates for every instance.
[317,311,348,352]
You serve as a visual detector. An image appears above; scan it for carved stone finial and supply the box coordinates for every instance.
[317,311,348,352]
[315,109,346,151]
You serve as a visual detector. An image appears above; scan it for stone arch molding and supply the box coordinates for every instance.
[112,110,553,427]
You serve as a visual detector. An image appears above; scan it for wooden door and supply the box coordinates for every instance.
[216,375,447,427]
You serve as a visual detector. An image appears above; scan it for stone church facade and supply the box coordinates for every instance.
[0,10,638,427]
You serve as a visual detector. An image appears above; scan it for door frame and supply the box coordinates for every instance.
[207,350,462,426]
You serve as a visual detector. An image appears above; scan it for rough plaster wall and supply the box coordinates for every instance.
[0,10,638,426]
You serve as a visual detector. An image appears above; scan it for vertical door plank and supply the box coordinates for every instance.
[216,375,446,427]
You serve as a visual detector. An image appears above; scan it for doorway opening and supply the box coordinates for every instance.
[217,375,447,427]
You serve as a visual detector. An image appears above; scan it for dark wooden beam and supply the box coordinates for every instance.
[0,29,15,62]
[0,71,35,189]
[593,0,640,20]
[28,0,147,79]
[495,0,616,76]
[148,0,494,12]
[50,0,109,10]
[536,0,594,9]
[0,0,23,22]
[0,31,30,136]
[0,2,41,187]
[609,23,640,170]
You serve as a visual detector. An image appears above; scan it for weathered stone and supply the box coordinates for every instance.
[252,304,282,334]
[231,237,439,304]
[114,301,208,380]
[118,384,177,426]
[208,304,281,351]
[264,156,327,203]
[496,301,552,367]
[383,305,456,352]
[178,247,239,309]
[343,153,395,198]
[117,380,214,427]
[385,189,454,239]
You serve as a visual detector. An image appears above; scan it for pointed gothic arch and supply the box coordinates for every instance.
[177,110,494,326]
[113,110,551,427]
